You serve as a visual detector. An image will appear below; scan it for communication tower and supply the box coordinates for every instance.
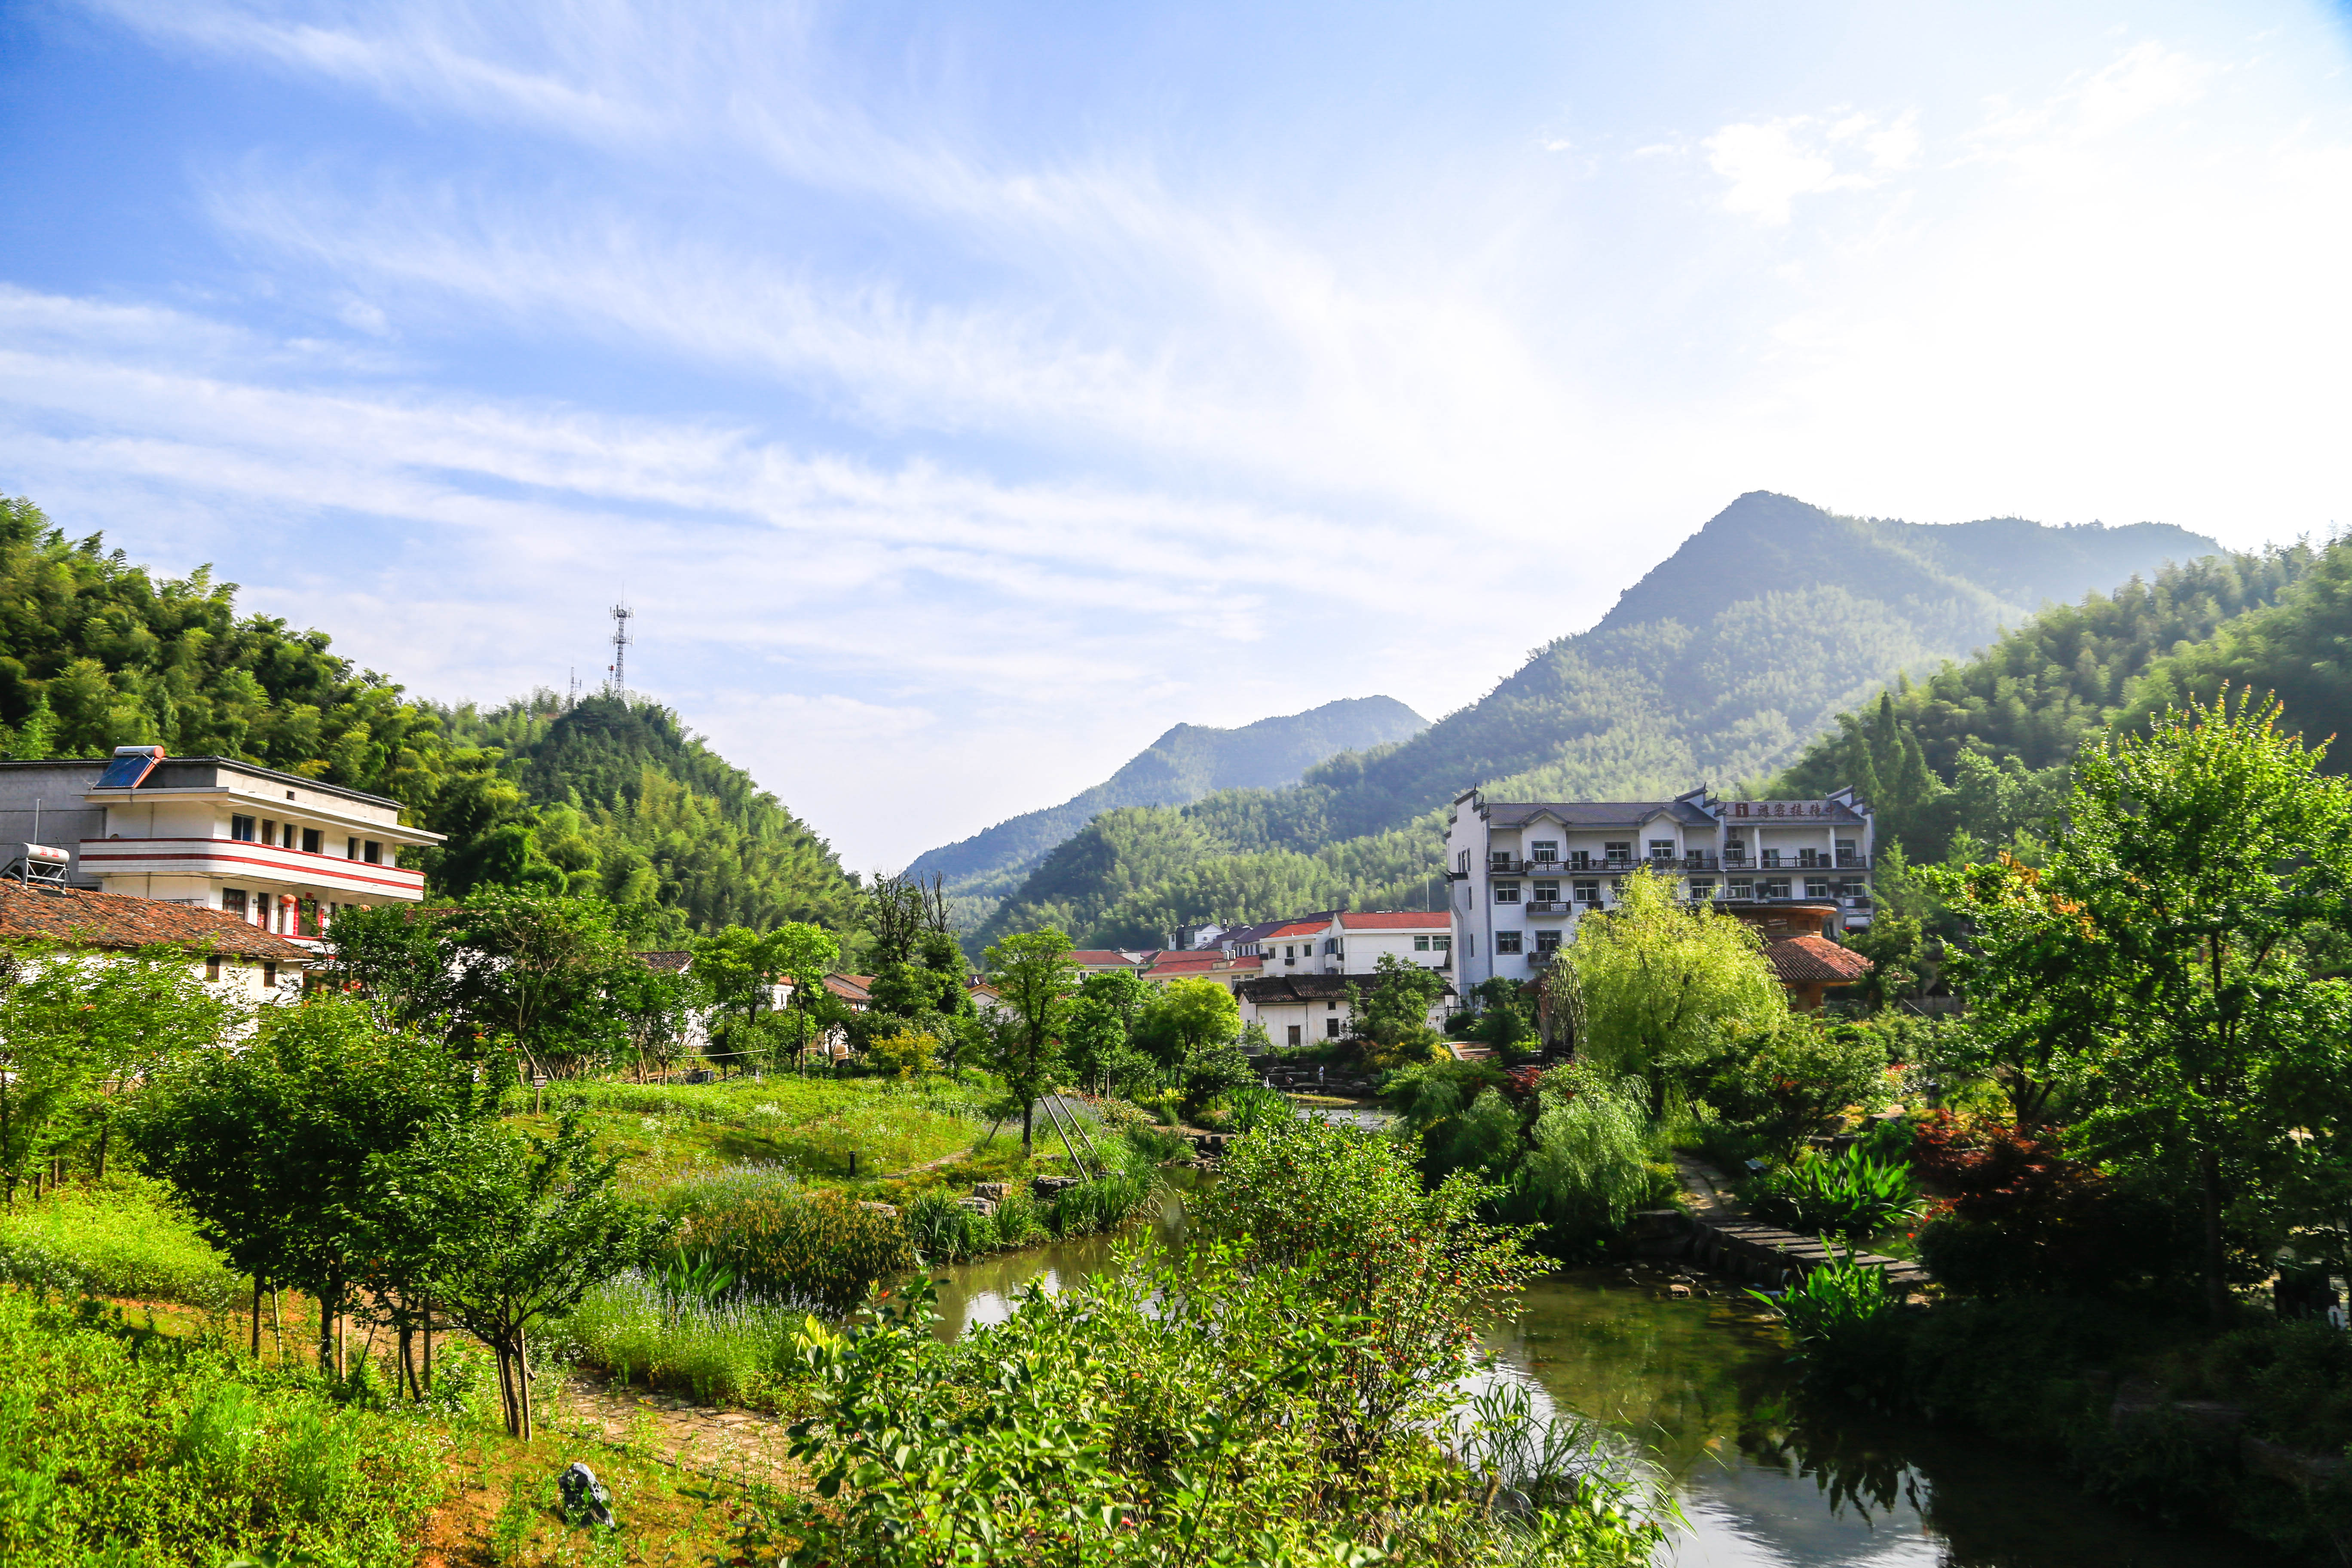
[607,603,634,695]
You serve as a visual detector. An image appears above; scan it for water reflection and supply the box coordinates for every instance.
[928,1191,2271,1567]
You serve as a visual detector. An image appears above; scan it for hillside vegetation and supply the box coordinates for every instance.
[0,494,858,934]
[972,492,2219,949]
[906,695,1426,911]
[1771,538,2329,862]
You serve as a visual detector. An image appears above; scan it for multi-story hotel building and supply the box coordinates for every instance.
[0,748,441,946]
[1444,784,1874,990]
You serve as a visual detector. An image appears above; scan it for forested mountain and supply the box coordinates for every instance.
[0,494,858,935]
[1770,539,2328,863]
[971,493,2219,950]
[904,695,1426,910]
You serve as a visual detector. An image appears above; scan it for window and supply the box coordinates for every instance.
[1837,838,1858,864]
[1488,850,1513,871]
[1604,841,1631,864]
[1464,934,1476,956]
[1493,882,1521,904]
[261,819,275,845]
[230,815,256,842]
[1414,934,1430,950]
[261,962,278,989]
[1724,835,1747,863]
[204,957,221,982]
[1649,839,1675,860]
[301,828,321,854]
[1531,840,1559,862]
[1805,879,1831,899]
[363,841,381,864]
[1534,930,1562,954]
[1690,879,1717,900]
[1323,939,1338,956]
[1457,850,1471,875]
[1286,1025,1302,1046]
[1763,878,1792,899]
[1573,880,1601,904]
[1327,999,1338,1010]
[1762,848,1783,867]
[1495,931,1523,954]
[1729,880,1754,899]
[347,836,360,858]
[1568,848,1592,868]
[1432,934,1451,951]
[1325,1017,1342,1038]
[1533,880,1559,902]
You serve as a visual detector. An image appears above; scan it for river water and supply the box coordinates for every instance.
[932,1182,2269,1568]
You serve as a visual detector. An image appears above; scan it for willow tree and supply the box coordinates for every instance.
[1547,866,1785,1106]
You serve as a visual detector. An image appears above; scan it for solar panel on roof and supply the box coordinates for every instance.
[94,747,164,790]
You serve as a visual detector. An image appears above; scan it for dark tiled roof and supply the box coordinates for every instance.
[0,881,312,962]
[1765,935,1873,985]
[1485,800,1718,829]
[1239,973,1455,1004]
[635,950,692,973]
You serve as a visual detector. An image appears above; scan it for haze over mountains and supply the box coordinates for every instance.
[965,493,2219,951]
[906,696,1427,915]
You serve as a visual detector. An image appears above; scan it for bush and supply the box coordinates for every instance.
[677,1191,912,1312]
[1754,1248,1907,1390]
[0,1288,443,1565]
[0,1173,244,1312]
[1909,1116,2215,1300]
[1709,1018,1893,1157]
[1746,1147,1920,1243]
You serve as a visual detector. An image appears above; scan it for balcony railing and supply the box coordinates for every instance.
[1525,900,1571,916]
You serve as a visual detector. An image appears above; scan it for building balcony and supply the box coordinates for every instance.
[1525,900,1571,916]
[77,836,426,901]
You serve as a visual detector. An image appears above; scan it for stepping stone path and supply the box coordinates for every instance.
[1667,1153,1930,1292]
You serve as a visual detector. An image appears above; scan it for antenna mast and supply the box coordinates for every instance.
[607,603,634,695]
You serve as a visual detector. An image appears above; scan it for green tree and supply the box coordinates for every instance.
[1939,691,2352,1320]
[0,946,232,1204]
[1135,976,1240,1069]
[1550,865,1786,1108]
[767,921,843,1071]
[367,1109,658,1438]
[444,890,631,1076]
[1064,965,1153,1091]
[125,998,496,1372]
[981,929,1077,1152]
[1710,1017,1893,1157]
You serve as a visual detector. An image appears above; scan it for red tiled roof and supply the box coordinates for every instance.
[824,974,874,1004]
[1262,921,1329,940]
[1068,949,1143,967]
[1338,911,1451,930]
[0,881,312,962]
[1765,935,1872,985]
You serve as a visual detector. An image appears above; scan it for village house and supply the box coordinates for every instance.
[0,747,442,946]
[1445,785,1875,992]
[0,877,314,1001]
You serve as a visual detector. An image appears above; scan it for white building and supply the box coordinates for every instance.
[0,877,314,1002]
[1233,910,1455,1042]
[1445,785,1874,992]
[0,748,442,946]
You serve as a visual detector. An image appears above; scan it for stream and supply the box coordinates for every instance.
[931,1181,2269,1568]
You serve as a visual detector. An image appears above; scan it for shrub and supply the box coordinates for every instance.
[677,1191,912,1312]
[1746,1147,1921,1243]
[0,1173,245,1311]
[1909,1116,2213,1299]
[1709,1017,1893,1156]
[549,1271,821,1408]
[0,1288,442,1565]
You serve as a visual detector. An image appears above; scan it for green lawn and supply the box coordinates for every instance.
[534,1073,1003,1191]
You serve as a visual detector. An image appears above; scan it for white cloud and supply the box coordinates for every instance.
[1703,110,1918,225]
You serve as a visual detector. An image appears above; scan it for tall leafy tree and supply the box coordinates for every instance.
[1938,691,2352,1320]
[1135,977,1241,1069]
[125,998,498,1372]
[982,929,1077,1152]
[0,946,232,1203]
[443,890,632,1076]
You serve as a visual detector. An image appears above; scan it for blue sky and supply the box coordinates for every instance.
[3,1,2349,870]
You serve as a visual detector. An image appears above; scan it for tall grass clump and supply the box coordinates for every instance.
[901,1143,1161,1265]
[0,1287,442,1565]
[548,1272,827,1409]
[1747,1147,1920,1243]
[677,1190,912,1312]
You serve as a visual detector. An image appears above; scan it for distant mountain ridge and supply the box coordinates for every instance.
[967,493,2222,950]
[906,695,1427,905]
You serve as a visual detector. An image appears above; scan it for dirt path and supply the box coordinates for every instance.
[544,1369,799,1485]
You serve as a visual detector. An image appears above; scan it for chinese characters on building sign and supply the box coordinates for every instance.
[1727,801,1828,818]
